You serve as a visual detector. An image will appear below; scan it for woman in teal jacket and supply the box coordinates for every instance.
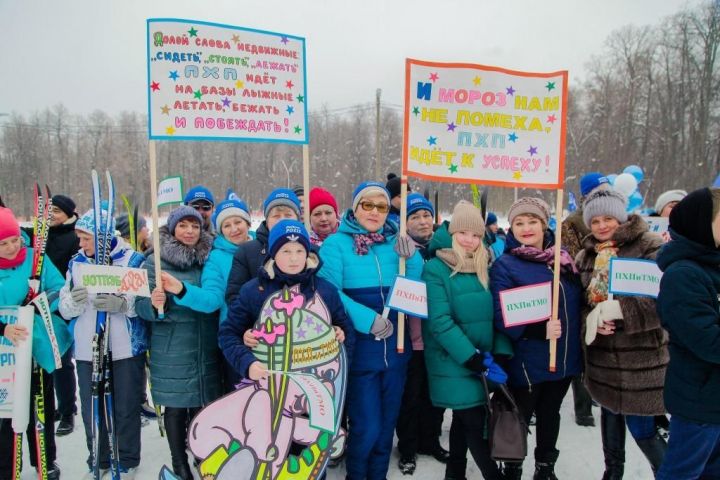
[135,206,221,480]
[423,202,512,480]
[0,207,71,480]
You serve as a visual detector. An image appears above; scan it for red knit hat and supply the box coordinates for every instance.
[309,187,338,215]
[0,207,21,241]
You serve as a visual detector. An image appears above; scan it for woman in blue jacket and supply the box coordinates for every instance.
[490,197,582,480]
[318,181,423,480]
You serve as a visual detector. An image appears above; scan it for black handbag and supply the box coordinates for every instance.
[481,375,528,462]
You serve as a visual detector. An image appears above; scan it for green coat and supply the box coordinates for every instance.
[135,226,222,408]
[422,223,513,410]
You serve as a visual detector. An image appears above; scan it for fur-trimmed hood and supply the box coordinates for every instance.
[154,225,213,270]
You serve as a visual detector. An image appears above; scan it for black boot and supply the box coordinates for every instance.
[601,408,626,480]
[164,408,193,480]
[635,434,667,475]
[502,462,523,480]
[533,462,558,480]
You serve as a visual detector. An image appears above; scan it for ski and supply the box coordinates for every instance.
[121,194,137,251]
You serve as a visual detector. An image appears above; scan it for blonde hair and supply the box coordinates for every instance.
[449,235,489,289]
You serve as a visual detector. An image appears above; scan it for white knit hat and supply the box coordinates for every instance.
[654,190,687,215]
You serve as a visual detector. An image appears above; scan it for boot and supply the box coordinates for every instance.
[635,434,667,475]
[165,408,193,480]
[601,408,626,479]
[533,462,558,480]
[502,463,523,480]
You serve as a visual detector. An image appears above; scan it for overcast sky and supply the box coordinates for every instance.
[0,0,700,117]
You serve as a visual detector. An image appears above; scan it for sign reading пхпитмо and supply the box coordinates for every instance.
[608,258,663,298]
[498,282,552,328]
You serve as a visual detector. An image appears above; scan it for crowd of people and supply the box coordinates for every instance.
[0,171,718,480]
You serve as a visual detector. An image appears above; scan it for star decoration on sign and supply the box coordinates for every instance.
[150,81,160,92]
[263,307,274,317]
[473,76,482,87]
[512,171,522,180]
[280,35,289,44]
[188,27,198,37]
[412,106,420,116]
[527,146,538,156]
[508,132,518,142]
[546,81,556,91]
[286,80,294,89]
[166,126,175,135]
[286,105,295,114]
[449,164,458,173]
[314,324,324,334]
[297,328,306,339]
[235,80,244,89]
[506,86,516,96]
[296,95,304,103]
[294,125,302,134]
[429,72,439,82]
[427,136,437,146]
[447,122,456,132]
[231,34,240,43]
[547,114,557,124]
[160,105,170,115]
[193,90,203,99]
[168,71,179,81]
[222,97,231,107]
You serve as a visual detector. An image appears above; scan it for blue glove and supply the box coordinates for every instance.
[482,352,508,385]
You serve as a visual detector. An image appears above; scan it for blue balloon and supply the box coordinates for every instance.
[607,174,618,185]
[623,165,644,183]
[627,190,643,212]
[568,192,577,212]
[548,216,557,232]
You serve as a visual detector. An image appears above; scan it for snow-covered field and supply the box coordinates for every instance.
[19,393,654,480]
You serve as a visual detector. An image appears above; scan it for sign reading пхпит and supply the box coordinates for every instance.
[609,258,663,298]
[499,282,552,328]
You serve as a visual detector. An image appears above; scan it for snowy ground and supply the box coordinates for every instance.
[19,393,654,480]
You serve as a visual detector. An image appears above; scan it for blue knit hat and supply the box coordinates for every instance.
[263,188,301,218]
[580,172,610,197]
[486,212,498,226]
[212,199,251,232]
[406,193,435,218]
[76,207,116,236]
[268,219,310,259]
[352,181,390,212]
[184,185,215,206]
[167,205,203,234]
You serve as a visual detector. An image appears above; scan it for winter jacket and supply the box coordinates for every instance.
[318,209,424,371]
[220,253,355,378]
[0,245,72,373]
[576,215,667,415]
[561,209,589,259]
[46,216,80,276]
[225,222,269,306]
[175,234,238,323]
[656,231,720,424]
[136,226,222,408]
[59,238,147,362]
[422,223,513,409]
[490,230,583,388]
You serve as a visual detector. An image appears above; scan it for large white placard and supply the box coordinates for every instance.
[498,282,552,327]
[386,276,428,319]
[609,258,663,298]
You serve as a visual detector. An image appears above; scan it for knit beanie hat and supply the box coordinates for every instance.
[654,189,687,215]
[352,181,390,212]
[486,212,498,226]
[76,207,116,236]
[508,197,551,227]
[51,195,76,218]
[448,201,485,236]
[167,205,203,235]
[582,189,628,227]
[386,173,401,199]
[184,185,215,206]
[669,188,715,248]
[309,187,338,216]
[115,213,147,239]
[263,188,301,218]
[579,172,610,197]
[406,193,435,218]
[213,198,251,231]
[0,207,21,241]
[268,219,311,259]
[292,185,304,197]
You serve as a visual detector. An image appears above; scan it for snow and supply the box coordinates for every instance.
[20,394,654,479]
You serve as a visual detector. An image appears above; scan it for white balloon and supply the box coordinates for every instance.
[613,173,638,197]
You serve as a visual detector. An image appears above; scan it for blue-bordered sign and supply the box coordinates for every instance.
[386,276,428,319]
[608,258,663,298]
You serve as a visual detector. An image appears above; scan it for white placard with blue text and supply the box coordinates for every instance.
[386,276,428,319]
[643,217,670,235]
[609,258,663,298]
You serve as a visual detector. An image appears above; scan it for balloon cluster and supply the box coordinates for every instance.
[606,165,644,212]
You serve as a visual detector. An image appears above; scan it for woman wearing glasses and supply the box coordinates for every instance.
[319,181,424,480]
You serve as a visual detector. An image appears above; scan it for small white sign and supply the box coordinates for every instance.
[643,217,670,234]
[157,176,184,207]
[386,276,428,319]
[499,282,552,327]
[0,306,34,427]
[77,264,151,297]
[609,258,663,298]
[285,372,336,433]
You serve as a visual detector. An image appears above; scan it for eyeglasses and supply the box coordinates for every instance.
[359,201,389,213]
[191,204,213,212]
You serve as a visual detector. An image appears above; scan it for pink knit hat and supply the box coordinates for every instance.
[0,207,21,241]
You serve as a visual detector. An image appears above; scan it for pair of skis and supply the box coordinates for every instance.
[90,170,121,480]
[13,185,53,480]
